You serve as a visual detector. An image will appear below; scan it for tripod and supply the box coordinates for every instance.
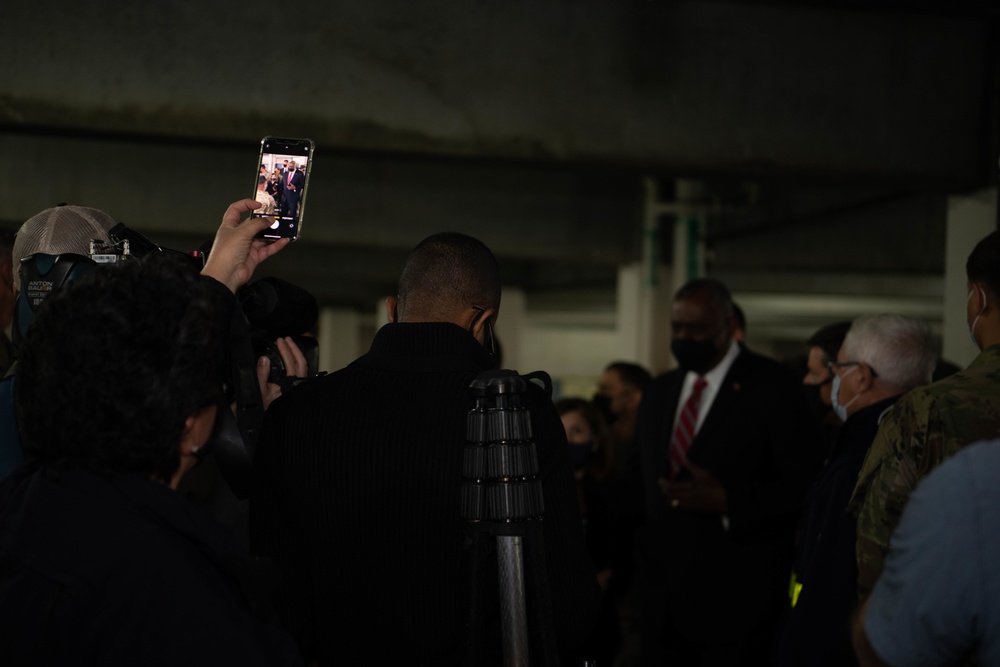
[462,370,555,667]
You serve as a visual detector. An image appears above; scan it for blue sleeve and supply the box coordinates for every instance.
[863,448,984,666]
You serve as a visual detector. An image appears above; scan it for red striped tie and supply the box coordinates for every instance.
[668,376,708,478]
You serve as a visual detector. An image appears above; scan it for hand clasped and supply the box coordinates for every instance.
[658,461,727,514]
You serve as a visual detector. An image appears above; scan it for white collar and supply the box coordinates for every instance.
[688,339,741,387]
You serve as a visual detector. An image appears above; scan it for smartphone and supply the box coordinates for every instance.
[252,137,314,241]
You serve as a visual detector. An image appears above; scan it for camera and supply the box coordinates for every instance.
[240,276,320,389]
[251,332,319,389]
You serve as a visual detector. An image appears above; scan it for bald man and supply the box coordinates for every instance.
[251,232,600,665]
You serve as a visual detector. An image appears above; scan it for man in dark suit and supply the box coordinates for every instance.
[635,278,822,666]
[281,160,305,218]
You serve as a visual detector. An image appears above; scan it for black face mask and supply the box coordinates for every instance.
[570,442,593,471]
[802,380,833,424]
[671,338,719,374]
[592,394,618,426]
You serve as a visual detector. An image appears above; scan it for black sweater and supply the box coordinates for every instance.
[250,322,601,665]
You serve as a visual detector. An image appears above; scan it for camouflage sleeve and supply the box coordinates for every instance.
[849,395,929,599]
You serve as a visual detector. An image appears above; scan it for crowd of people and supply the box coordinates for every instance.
[0,194,999,667]
[257,159,307,220]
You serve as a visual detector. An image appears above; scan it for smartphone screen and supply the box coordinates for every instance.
[252,137,314,241]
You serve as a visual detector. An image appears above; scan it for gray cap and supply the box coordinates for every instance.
[13,205,116,291]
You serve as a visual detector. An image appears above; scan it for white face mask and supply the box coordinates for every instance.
[831,365,859,422]
[969,287,984,349]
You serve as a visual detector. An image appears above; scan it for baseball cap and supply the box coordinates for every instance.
[12,205,117,292]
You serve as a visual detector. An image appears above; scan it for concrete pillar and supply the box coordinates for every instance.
[606,177,714,375]
[943,187,998,366]
[497,286,526,371]
[616,263,673,374]
[672,179,708,290]
[375,297,391,329]
[318,307,363,374]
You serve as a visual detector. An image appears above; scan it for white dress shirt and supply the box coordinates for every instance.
[672,339,741,437]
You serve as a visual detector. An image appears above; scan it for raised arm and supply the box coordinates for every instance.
[201,199,290,293]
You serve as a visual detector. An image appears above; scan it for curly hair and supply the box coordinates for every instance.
[15,254,225,483]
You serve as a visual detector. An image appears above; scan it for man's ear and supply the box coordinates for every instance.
[727,314,738,334]
[470,307,496,342]
[385,295,398,323]
[857,364,876,391]
[625,388,643,413]
[979,285,994,316]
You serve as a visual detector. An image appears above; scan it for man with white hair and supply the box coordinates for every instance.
[776,313,936,667]
[851,229,1000,603]
[850,230,1000,666]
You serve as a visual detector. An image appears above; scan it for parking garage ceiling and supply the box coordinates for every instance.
[0,1,996,331]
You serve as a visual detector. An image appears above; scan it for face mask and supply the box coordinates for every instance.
[802,383,830,422]
[592,394,617,426]
[969,287,984,349]
[570,442,593,471]
[671,338,718,374]
[831,366,859,422]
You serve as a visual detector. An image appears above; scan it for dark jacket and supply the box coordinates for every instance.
[0,464,301,666]
[776,395,900,667]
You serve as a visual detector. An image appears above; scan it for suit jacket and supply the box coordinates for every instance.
[284,170,304,198]
[636,346,822,644]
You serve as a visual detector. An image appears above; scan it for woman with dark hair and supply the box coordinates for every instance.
[556,397,623,667]
[0,203,300,666]
[268,168,284,210]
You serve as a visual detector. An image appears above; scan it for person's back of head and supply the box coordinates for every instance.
[966,231,1000,350]
[605,361,652,395]
[12,205,117,293]
[395,232,501,324]
[16,254,224,484]
[966,230,1000,298]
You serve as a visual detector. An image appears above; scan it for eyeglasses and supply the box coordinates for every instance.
[828,360,879,378]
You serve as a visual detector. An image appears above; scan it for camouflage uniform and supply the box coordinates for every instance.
[849,345,1000,598]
